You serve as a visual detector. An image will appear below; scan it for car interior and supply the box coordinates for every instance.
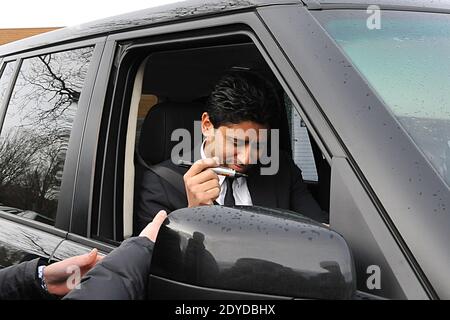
[119,40,330,239]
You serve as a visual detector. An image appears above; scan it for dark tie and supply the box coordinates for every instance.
[224,177,235,207]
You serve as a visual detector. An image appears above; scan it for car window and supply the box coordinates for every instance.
[316,10,450,187]
[95,38,330,241]
[0,47,94,226]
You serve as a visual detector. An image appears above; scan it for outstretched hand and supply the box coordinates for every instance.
[44,249,103,296]
[44,210,167,296]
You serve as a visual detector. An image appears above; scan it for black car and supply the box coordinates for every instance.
[0,0,449,300]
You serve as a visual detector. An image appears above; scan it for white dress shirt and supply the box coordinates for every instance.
[200,141,253,205]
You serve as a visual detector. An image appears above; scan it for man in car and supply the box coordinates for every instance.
[134,70,327,233]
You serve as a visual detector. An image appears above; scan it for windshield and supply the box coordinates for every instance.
[315,10,450,186]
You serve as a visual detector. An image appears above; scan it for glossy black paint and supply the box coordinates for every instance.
[149,274,293,300]
[0,212,64,268]
[151,206,356,299]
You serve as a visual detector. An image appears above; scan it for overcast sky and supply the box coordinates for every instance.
[0,0,182,28]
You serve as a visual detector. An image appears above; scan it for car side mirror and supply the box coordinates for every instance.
[150,205,356,300]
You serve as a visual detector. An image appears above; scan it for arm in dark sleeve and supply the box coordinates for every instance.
[289,158,328,223]
[0,258,52,300]
[63,237,154,300]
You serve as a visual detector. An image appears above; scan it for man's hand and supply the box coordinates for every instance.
[183,158,220,207]
[43,249,102,296]
[139,210,168,242]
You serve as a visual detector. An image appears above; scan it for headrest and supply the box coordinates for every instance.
[138,101,205,165]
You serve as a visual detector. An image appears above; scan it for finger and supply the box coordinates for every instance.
[147,211,167,242]
[89,248,97,257]
[197,188,220,204]
[139,210,168,242]
[205,187,220,200]
[189,169,219,186]
[184,158,219,178]
[60,249,93,268]
[76,249,98,270]
[151,210,167,227]
[85,248,98,266]
[192,179,220,193]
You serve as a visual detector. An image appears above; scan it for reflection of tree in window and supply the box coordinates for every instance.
[0,62,16,107]
[0,47,93,225]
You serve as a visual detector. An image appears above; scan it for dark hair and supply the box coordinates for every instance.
[206,70,280,128]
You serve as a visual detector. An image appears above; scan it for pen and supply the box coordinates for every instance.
[177,160,248,178]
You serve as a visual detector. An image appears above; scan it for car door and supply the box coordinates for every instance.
[0,39,105,269]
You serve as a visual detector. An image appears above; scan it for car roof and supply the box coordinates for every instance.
[2,0,449,57]
[0,0,298,57]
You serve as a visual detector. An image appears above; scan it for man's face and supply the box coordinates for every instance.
[201,113,268,173]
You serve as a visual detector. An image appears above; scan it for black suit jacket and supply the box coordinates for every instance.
[134,151,327,233]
